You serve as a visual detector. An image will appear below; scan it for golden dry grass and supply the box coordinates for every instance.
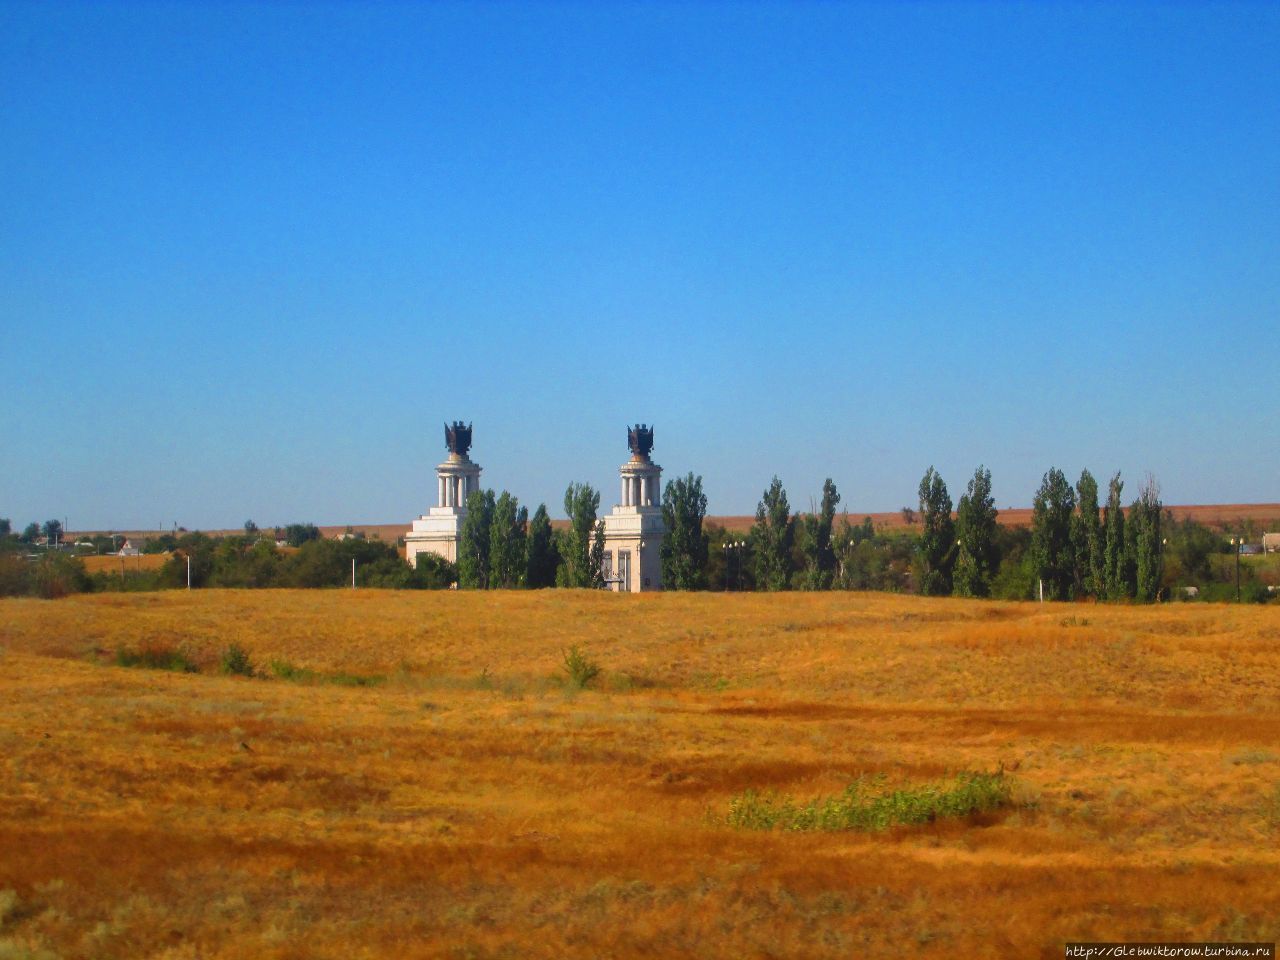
[1,590,1279,959]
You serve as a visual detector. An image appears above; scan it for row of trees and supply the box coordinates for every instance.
[456,492,563,589]
[1,518,67,546]
[723,466,1267,603]
[742,476,916,593]
[905,465,1166,602]
[0,518,324,555]
[450,473,717,593]
[4,466,1273,601]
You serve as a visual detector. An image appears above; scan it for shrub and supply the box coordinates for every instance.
[726,771,1013,832]
[115,642,199,673]
[219,643,254,677]
[269,659,315,682]
[561,645,601,689]
[0,555,29,597]
[29,553,91,599]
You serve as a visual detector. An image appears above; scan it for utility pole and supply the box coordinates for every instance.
[352,558,356,589]
[187,553,191,590]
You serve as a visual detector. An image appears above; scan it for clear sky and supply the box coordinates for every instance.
[2,1,1277,531]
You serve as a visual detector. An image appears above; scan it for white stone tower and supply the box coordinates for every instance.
[405,421,482,567]
[601,423,667,592]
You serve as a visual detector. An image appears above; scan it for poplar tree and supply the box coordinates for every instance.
[589,520,606,590]
[660,472,710,590]
[954,465,998,598]
[489,492,527,589]
[524,504,559,588]
[799,478,841,590]
[557,482,602,588]
[1071,469,1104,598]
[1131,474,1164,602]
[1102,472,1130,599]
[916,466,955,596]
[750,476,795,591]
[1030,467,1076,599]
[458,488,496,589]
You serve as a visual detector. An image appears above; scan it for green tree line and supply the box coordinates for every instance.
[4,465,1275,601]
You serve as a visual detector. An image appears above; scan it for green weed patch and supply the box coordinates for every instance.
[726,771,1013,832]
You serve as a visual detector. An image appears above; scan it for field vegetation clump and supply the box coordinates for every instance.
[112,640,198,673]
[726,771,1014,832]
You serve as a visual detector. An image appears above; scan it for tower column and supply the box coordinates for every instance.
[602,423,667,592]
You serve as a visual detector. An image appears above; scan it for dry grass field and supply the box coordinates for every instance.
[1,590,1279,959]
[79,554,169,576]
[78,501,1280,542]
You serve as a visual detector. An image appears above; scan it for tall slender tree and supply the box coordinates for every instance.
[798,478,841,590]
[1030,468,1076,599]
[1071,469,1104,598]
[750,476,795,591]
[1131,474,1164,602]
[489,492,528,589]
[1103,472,1130,599]
[954,465,998,598]
[524,504,559,588]
[557,482,602,588]
[916,466,955,596]
[458,489,496,589]
[660,472,710,590]
[589,519,606,590]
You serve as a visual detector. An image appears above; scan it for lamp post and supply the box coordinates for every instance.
[1159,537,1168,601]
[724,540,746,591]
[1231,536,1241,602]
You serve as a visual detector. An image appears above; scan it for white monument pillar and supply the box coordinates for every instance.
[405,421,483,568]
[600,423,668,592]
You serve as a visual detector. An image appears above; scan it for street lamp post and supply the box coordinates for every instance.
[1231,536,1242,602]
[1159,537,1168,601]
[724,541,746,591]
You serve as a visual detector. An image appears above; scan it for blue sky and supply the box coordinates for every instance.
[2,1,1277,530]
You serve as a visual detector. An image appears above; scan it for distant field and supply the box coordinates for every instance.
[1,590,1278,958]
[80,553,168,575]
[716,503,1280,533]
[75,502,1280,542]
